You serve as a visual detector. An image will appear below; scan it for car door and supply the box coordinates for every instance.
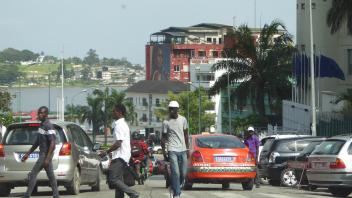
[67,124,89,183]
[75,125,100,181]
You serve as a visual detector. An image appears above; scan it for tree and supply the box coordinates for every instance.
[0,64,20,84]
[84,49,99,66]
[327,0,352,34]
[155,88,215,134]
[81,66,92,81]
[210,21,295,125]
[0,89,12,112]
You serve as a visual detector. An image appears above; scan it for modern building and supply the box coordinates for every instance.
[125,80,188,135]
[146,23,232,82]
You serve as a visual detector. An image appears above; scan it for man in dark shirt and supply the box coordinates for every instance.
[22,106,59,198]
[244,126,260,188]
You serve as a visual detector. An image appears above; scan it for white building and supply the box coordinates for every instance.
[125,80,188,135]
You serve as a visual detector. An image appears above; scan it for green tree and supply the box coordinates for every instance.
[327,0,352,34]
[155,88,215,134]
[0,64,20,84]
[0,89,12,112]
[210,21,295,125]
[84,49,99,66]
[81,66,92,81]
[21,50,39,61]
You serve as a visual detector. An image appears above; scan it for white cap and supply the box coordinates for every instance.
[168,101,179,108]
[247,126,255,131]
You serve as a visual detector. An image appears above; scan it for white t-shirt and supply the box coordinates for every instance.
[163,115,188,152]
[111,118,131,163]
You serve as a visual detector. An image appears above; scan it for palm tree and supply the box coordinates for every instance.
[327,0,352,34]
[210,21,295,124]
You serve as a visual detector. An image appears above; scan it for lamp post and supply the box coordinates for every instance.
[70,89,87,121]
[195,66,202,134]
[223,50,231,133]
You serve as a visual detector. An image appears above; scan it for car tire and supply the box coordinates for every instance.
[280,168,298,187]
[0,185,11,197]
[268,179,280,186]
[222,182,230,190]
[242,179,254,191]
[67,167,81,195]
[91,167,101,192]
[307,185,317,191]
[328,187,352,197]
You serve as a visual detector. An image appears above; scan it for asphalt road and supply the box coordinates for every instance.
[8,174,345,198]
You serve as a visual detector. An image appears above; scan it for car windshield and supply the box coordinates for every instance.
[298,141,323,156]
[275,139,311,153]
[311,140,346,155]
[196,136,245,149]
[4,125,64,145]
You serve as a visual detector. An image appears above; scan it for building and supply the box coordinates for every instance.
[146,23,232,82]
[125,80,188,135]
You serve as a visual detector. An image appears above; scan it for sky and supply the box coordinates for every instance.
[0,0,296,65]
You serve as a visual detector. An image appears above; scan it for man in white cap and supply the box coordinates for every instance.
[244,126,260,188]
[162,101,189,198]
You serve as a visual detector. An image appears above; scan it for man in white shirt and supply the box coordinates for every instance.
[99,104,139,198]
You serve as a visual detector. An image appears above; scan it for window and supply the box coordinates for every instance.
[212,51,219,58]
[348,49,352,75]
[198,51,206,57]
[68,125,84,147]
[142,98,148,106]
[174,65,180,72]
[312,140,346,155]
[141,114,147,122]
[212,38,217,44]
[301,45,305,52]
[312,2,316,9]
[206,74,214,81]
[219,38,222,44]
[206,38,212,43]
[191,50,195,58]
[301,3,305,9]
[75,125,93,150]
[196,136,245,149]
[156,98,160,107]
[196,74,200,81]
[156,117,160,122]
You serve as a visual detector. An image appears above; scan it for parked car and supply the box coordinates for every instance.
[307,135,352,197]
[258,136,319,186]
[185,134,256,190]
[100,154,111,174]
[0,121,101,196]
[286,138,325,189]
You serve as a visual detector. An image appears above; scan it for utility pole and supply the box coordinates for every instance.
[61,47,65,121]
[309,0,317,136]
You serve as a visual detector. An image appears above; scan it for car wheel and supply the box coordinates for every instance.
[222,182,230,190]
[91,167,101,191]
[280,168,298,187]
[268,179,280,186]
[67,167,81,195]
[0,185,11,197]
[242,179,254,191]
[329,187,352,197]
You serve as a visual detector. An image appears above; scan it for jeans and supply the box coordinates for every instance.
[108,159,139,198]
[24,153,59,198]
[168,151,187,197]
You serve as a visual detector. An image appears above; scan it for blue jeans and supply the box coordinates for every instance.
[168,151,187,197]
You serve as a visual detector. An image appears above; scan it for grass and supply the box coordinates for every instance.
[18,63,73,74]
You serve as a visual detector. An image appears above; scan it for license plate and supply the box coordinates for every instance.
[214,156,233,162]
[312,162,327,169]
[19,153,39,159]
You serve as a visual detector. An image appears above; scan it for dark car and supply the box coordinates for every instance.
[286,138,325,188]
[258,136,319,186]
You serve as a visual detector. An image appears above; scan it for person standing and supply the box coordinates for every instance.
[0,118,7,141]
[22,106,59,198]
[161,101,189,198]
[244,126,261,188]
[99,104,139,198]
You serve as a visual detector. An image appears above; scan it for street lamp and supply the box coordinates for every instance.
[70,89,87,121]
[195,66,202,134]
[223,50,231,133]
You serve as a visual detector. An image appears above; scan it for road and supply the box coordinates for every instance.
[9,174,343,198]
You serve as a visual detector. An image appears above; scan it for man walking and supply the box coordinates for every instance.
[162,101,189,198]
[22,106,59,198]
[99,104,139,198]
[244,126,261,188]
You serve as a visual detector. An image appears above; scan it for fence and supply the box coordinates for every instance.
[317,112,352,137]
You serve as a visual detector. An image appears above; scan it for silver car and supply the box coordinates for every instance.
[0,121,101,196]
[307,135,352,197]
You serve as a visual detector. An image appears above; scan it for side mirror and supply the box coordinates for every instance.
[93,143,101,151]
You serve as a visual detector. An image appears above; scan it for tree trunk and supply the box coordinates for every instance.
[256,83,266,125]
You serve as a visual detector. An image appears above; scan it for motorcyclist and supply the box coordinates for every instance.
[130,131,149,184]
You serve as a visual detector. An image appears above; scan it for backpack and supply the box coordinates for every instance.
[131,142,143,157]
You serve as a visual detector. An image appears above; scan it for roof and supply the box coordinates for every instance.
[125,80,188,94]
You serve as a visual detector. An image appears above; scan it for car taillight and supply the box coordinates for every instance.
[59,143,71,156]
[330,158,346,169]
[191,151,203,162]
[0,144,4,157]
[269,152,280,163]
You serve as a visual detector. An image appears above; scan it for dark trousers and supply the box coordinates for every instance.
[24,153,59,198]
[108,159,138,198]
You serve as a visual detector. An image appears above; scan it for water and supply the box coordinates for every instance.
[8,86,126,112]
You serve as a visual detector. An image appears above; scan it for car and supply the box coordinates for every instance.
[258,136,319,186]
[185,134,256,190]
[0,121,102,196]
[100,154,111,174]
[286,138,325,189]
[307,135,352,197]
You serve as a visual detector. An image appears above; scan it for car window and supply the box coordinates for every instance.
[196,136,245,149]
[299,141,322,156]
[262,139,274,152]
[75,125,93,150]
[275,139,310,153]
[4,125,64,145]
[261,137,274,146]
[68,125,84,147]
[312,140,346,155]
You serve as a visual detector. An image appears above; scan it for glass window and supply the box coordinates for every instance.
[212,51,219,58]
[156,98,160,107]
[301,3,305,9]
[75,125,93,150]
[312,140,346,155]
[261,137,274,146]
[174,65,180,72]
[348,143,352,154]
[262,139,274,152]
[142,98,148,106]
[206,38,212,43]
[68,125,84,147]
[196,136,245,149]
[198,51,206,57]
[348,49,352,75]
[275,139,310,153]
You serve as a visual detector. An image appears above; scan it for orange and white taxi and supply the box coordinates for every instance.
[185,134,256,190]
